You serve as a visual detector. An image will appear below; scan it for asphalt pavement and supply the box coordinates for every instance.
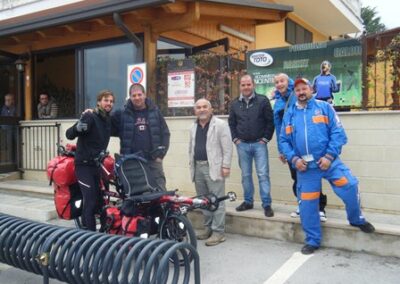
[0,229,399,284]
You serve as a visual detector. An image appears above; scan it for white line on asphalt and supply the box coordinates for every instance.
[264,251,313,284]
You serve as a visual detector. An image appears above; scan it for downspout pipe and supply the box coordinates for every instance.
[113,12,143,62]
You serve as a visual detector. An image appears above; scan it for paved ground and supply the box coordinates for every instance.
[0,229,399,284]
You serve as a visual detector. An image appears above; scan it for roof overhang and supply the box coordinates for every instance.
[0,0,173,37]
[278,0,363,36]
[0,0,293,55]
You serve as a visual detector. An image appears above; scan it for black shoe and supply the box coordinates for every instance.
[301,244,319,255]
[264,206,274,217]
[236,202,254,212]
[351,221,375,233]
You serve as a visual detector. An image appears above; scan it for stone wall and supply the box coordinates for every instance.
[21,111,400,214]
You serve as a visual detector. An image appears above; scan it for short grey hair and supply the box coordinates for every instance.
[194,98,212,108]
[274,73,289,81]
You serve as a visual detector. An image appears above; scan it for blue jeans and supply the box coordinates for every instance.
[236,142,272,208]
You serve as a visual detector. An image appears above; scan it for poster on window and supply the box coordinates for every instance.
[246,39,362,108]
[167,60,195,108]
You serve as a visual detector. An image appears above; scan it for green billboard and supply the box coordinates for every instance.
[246,39,362,107]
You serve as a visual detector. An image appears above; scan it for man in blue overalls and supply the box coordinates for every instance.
[280,78,375,255]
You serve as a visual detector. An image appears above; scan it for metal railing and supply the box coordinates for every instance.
[19,123,60,171]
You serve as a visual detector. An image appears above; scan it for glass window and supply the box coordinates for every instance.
[83,42,138,109]
[285,19,313,45]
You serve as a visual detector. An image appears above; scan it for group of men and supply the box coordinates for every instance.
[1,91,58,118]
[67,69,375,255]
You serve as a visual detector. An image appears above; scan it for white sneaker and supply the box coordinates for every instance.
[319,211,327,222]
[290,208,300,218]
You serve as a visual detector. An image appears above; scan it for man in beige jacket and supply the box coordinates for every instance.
[189,98,233,246]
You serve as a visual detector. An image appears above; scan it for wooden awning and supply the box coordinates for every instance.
[0,0,292,55]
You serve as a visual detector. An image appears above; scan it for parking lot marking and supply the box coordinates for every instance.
[264,251,313,284]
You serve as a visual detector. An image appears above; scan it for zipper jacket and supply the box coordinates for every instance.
[228,93,274,143]
[279,97,347,168]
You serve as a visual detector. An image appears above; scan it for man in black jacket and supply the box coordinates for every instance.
[228,74,275,217]
[66,90,114,231]
[112,83,170,190]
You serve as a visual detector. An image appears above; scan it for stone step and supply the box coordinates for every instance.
[1,179,399,258]
[0,193,57,222]
[0,179,53,199]
[188,202,400,258]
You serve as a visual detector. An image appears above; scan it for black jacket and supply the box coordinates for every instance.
[111,98,170,159]
[228,93,274,142]
[66,109,111,165]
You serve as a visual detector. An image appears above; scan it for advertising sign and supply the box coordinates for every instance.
[127,63,146,97]
[246,39,362,107]
[167,59,195,108]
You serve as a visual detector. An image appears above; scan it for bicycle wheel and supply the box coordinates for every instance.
[159,214,197,264]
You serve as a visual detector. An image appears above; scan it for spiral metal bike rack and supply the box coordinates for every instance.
[0,213,200,284]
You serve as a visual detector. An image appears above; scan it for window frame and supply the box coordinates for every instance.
[285,18,313,45]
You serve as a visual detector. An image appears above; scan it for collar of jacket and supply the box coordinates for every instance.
[239,91,256,102]
[94,107,109,119]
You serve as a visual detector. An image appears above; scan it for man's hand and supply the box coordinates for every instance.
[76,121,88,132]
[83,108,93,114]
[234,140,241,145]
[155,157,163,163]
[279,154,287,164]
[317,157,331,171]
[221,167,230,177]
[295,158,307,172]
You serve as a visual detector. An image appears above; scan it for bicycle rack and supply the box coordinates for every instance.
[0,213,200,284]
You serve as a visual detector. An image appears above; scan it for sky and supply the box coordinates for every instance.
[361,0,400,29]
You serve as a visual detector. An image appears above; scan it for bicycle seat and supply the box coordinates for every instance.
[115,154,162,197]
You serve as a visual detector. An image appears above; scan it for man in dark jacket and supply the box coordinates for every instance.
[112,83,170,190]
[66,90,114,231]
[228,74,275,217]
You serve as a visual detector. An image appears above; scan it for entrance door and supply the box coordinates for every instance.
[0,60,19,173]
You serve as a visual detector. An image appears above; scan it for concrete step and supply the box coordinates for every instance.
[188,201,400,258]
[1,179,399,258]
[0,193,57,222]
[0,179,53,199]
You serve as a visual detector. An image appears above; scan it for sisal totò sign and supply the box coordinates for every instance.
[249,52,274,67]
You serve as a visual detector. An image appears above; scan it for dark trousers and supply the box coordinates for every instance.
[75,165,102,231]
[288,163,327,212]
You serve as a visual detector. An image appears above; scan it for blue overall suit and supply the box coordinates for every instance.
[279,97,367,247]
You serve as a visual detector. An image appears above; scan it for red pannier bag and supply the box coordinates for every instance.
[102,206,122,234]
[54,183,82,219]
[101,155,115,180]
[121,215,147,237]
[47,155,76,186]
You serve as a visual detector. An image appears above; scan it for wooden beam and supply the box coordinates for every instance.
[90,17,115,27]
[63,22,92,33]
[151,2,200,34]
[24,59,32,120]
[143,25,158,101]
[127,9,156,21]
[0,37,19,45]
[36,27,66,39]
[199,2,283,22]
[161,2,187,14]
